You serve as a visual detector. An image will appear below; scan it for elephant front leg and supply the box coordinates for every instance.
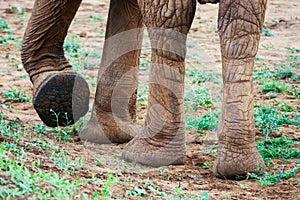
[21,0,89,127]
[79,0,144,144]
[213,0,268,178]
[122,0,196,166]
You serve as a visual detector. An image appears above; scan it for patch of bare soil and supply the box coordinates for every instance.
[0,0,299,199]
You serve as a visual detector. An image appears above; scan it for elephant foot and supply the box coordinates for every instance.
[79,112,138,144]
[33,72,90,127]
[122,130,186,167]
[213,145,266,179]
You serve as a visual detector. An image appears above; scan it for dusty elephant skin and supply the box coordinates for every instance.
[22,0,267,178]
[21,0,90,127]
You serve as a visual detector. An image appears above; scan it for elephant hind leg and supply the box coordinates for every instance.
[21,0,89,127]
[79,0,144,144]
[213,0,267,178]
[122,0,196,166]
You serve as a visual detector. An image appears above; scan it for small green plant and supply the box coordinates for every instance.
[261,29,274,37]
[286,85,300,99]
[256,135,300,161]
[184,85,214,110]
[285,49,300,69]
[50,108,75,129]
[287,55,300,68]
[93,158,104,166]
[261,79,287,93]
[0,35,15,45]
[157,168,168,174]
[201,161,213,169]
[25,138,49,151]
[0,117,27,142]
[208,150,217,157]
[0,18,9,31]
[33,124,48,135]
[273,99,295,112]
[254,104,298,135]
[174,185,183,194]
[0,37,7,44]
[247,167,299,186]
[64,34,100,72]
[0,18,13,34]
[287,47,300,54]
[89,15,106,23]
[49,109,77,141]
[264,92,277,99]
[52,128,69,141]
[255,56,263,61]
[64,35,81,57]
[49,148,86,172]
[147,184,166,197]
[239,184,247,189]
[253,65,270,80]
[11,6,27,15]
[137,85,149,106]
[185,110,220,130]
[126,186,147,197]
[2,87,31,103]
[276,69,297,80]
[253,65,298,82]
[186,68,220,84]
[200,190,210,200]
[101,173,117,197]
[14,39,22,47]
[51,125,76,142]
[261,43,275,50]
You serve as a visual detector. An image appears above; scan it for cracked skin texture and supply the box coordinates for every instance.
[22,0,267,178]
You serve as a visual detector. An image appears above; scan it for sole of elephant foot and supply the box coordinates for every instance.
[33,73,90,127]
[213,147,266,179]
[79,113,138,144]
[122,137,186,167]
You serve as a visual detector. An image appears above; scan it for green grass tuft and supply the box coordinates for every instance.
[254,104,299,135]
[247,167,299,186]
[256,135,300,161]
[184,85,214,110]
[261,79,287,93]
[186,68,220,84]
[185,110,220,130]
[0,18,9,30]
[2,87,31,103]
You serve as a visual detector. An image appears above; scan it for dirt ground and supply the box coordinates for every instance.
[0,0,300,199]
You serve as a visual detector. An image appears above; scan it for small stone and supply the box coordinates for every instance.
[269,130,282,138]
[79,32,87,37]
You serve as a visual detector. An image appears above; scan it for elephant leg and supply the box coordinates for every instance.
[122,0,196,166]
[21,0,89,127]
[213,0,268,178]
[79,0,143,143]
